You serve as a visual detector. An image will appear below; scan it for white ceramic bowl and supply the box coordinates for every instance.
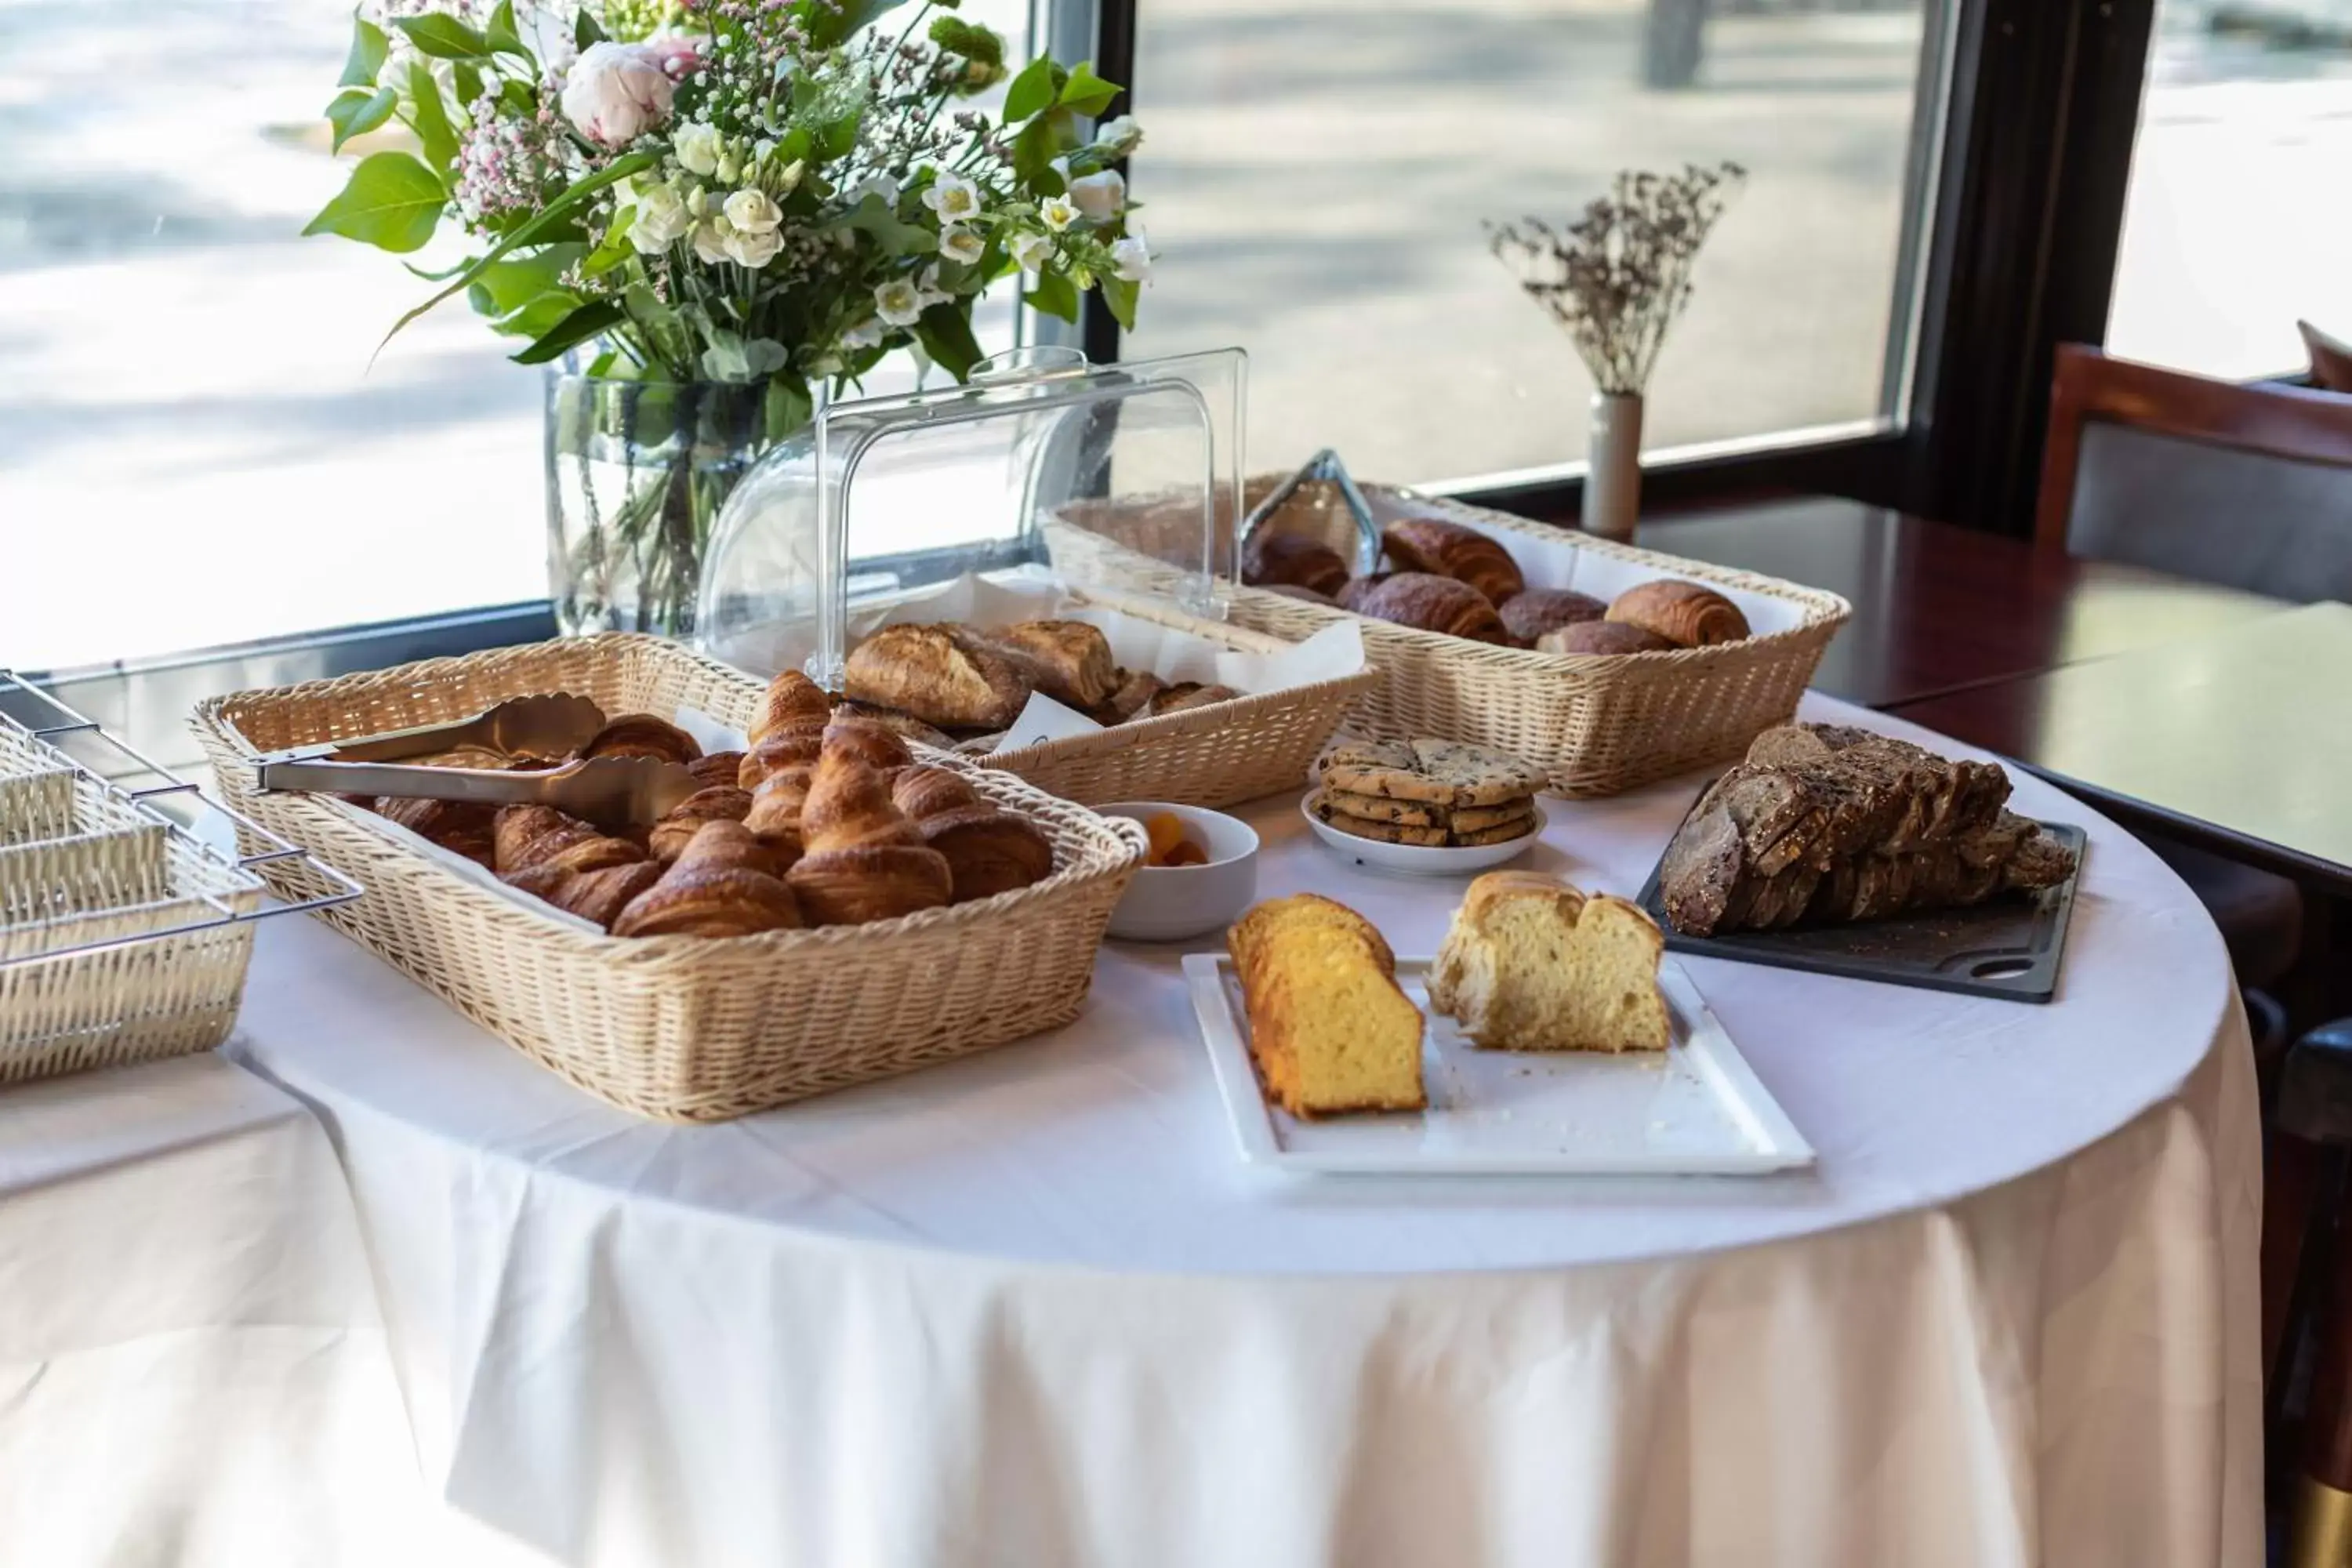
[1100,801,1260,942]
[1300,792,1548,877]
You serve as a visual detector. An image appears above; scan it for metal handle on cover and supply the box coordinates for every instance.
[256,756,562,804]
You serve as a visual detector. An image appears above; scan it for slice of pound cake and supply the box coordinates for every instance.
[1427,872,1671,1053]
[1229,894,1425,1116]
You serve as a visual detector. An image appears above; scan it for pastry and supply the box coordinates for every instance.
[1105,670,1165,722]
[1142,681,1241,719]
[1497,588,1607,644]
[987,621,1119,710]
[506,858,665,931]
[375,795,497,867]
[784,744,953,925]
[1334,574,1392,613]
[610,821,802,938]
[1427,872,1671,1053]
[821,715,915,775]
[493,804,644,879]
[742,768,813,860]
[827,702,953,750]
[890,766,1054,902]
[747,670,832,746]
[1228,894,1424,1117]
[1604,579,1751,648]
[575,713,702,765]
[889,764,979,820]
[1263,583,1337,606]
[739,726,826,789]
[1656,723,2077,937]
[1351,573,1512,645]
[648,785,753,862]
[1319,737,1545,808]
[1242,531,1350,597]
[1537,621,1676,657]
[687,751,746,790]
[1380,517,1525,604]
[844,623,1034,730]
[1317,789,1534,835]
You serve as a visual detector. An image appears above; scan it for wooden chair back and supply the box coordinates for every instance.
[2035,343,2352,602]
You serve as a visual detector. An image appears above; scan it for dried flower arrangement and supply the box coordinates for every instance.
[1486,162,1744,397]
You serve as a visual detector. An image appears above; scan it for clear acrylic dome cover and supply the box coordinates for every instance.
[698,346,1247,684]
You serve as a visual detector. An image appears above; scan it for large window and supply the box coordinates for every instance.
[1119,0,1953,488]
[2106,0,2352,378]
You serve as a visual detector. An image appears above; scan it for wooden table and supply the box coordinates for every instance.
[1636,497,2286,708]
[1890,603,2352,895]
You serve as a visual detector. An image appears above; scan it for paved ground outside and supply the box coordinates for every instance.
[2,0,2347,669]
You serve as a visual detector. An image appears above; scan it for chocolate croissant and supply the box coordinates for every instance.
[648,785,753,862]
[610,821,803,938]
[575,713,702,765]
[1497,588,1607,644]
[748,670,833,746]
[1242,532,1350,597]
[1381,518,1525,605]
[1605,579,1751,648]
[784,744,952,925]
[1350,572,1512,645]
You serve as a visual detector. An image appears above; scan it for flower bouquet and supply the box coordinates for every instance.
[309,0,1149,635]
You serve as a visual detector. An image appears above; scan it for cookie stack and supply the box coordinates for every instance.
[1309,739,1548,848]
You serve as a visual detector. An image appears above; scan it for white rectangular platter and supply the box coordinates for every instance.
[1183,954,1815,1177]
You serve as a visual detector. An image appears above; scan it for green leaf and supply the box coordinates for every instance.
[405,60,460,184]
[914,301,983,382]
[452,60,485,111]
[1023,269,1079,324]
[498,78,535,117]
[1012,114,1067,194]
[511,299,626,364]
[376,150,656,350]
[394,13,491,59]
[465,244,587,317]
[485,0,528,58]
[581,214,637,277]
[340,16,390,88]
[326,85,397,152]
[575,7,607,48]
[1002,57,1056,124]
[1099,274,1140,331]
[494,289,586,340]
[834,192,932,257]
[303,151,447,253]
[793,0,912,49]
[1058,61,1120,117]
[764,375,814,441]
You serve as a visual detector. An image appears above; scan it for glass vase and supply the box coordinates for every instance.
[544,372,793,639]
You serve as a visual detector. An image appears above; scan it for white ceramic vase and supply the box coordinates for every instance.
[1581,390,1644,543]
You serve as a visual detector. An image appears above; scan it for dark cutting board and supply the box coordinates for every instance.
[1632,820,2088,1004]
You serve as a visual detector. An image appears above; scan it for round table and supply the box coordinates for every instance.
[230,694,2263,1568]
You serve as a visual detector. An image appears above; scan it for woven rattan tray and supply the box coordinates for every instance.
[1051,486,1851,797]
[969,585,1377,808]
[192,633,1146,1122]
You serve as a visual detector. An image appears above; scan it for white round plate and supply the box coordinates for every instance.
[1299,793,1548,877]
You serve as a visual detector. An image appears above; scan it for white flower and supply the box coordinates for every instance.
[1038,195,1078,232]
[1094,115,1144,156]
[1109,231,1152,283]
[1066,169,1126,223]
[722,223,782,268]
[716,153,742,185]
[916,264,951,306]
[1007,230,1054,273]
[937,226,985,265]
[846,172,898,208]
[772,158,806,195]
[560,42,674,148]
[673,122,724,178]
[810,354,844,378]
[842,318,887,350]
[629,184,693,253]
[684,183,712,218]
[921,171,982,224]
[874,278,926,327]
[722,188,782,236]
[692,216,735,267]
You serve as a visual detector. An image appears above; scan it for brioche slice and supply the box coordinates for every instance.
[1427,872,1671,1054]
[1229,895,1423,1117]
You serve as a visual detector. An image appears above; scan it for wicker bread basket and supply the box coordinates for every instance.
[1051,485,1850,797]
[967,585,1377,808]
[192,633,1145,1122]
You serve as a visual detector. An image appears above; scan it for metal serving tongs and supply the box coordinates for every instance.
[1239,448,1385,576]
[250,693,702,829]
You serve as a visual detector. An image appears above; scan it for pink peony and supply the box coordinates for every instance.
[559,42,674,148]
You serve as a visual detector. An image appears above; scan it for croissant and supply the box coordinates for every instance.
[739,725,826,789]
[611,821,803,938]
[1242,532,1350,597]
[828,702,953,749]
[1142,682,1241,719]
[506,858,666,930]
[986,621,1120,710]
[376,796,498,867]
[575,713,702,765]
[1335,574,1392,612]
[749,670,833,746]
[493,804,645,878]
[891,764,981,820]
[1605,579,1751,648]
[1105,670,1165,722]
[1497,588,1607,644]
[1351,573,1512,644]
[784,746,951,925]
[916,804,1054,903]
[743,767,813,862]
[822,715,914,774]
[648,786,753,862]
[1381,519,1525,605]
[844,623,1033,730]
[687,751,746,790]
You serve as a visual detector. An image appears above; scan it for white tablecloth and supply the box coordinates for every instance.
[0,1054,423,1567]
[229,695,2263,1567]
